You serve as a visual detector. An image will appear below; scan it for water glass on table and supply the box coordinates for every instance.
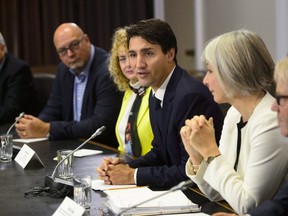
[0,134,13,162]
[73,175,92,209]
[57,149,74,179]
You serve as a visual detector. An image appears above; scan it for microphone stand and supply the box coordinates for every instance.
[6,112,25,135]
[44,126,106,197]
[5,112,25,152]
[117,179,194,216]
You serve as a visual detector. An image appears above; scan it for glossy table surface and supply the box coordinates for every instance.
[0,124,233,215]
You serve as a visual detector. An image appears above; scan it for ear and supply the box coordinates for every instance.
[0,44,5,52]
[84,34,90,42]
[167,48,175,63]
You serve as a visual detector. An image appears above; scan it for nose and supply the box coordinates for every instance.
[271,100,279,112]
[125,58,131,67]
[66,48,75,57]
[203,73,209,86]
[135,54,145,69]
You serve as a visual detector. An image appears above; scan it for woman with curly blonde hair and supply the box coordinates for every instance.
[108,27,153,157]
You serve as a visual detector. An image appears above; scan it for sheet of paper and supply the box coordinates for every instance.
[92,179,137,191]
[13,137,48,143]
[73,149,103,157]
[53,149,103,161]
[105,187,200,215]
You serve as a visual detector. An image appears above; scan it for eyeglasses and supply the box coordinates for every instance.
[57,35,85,57]
[275,95,288,105]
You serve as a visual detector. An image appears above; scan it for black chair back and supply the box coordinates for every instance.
[33,73,55,111]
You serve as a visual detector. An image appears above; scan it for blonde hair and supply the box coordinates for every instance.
[109,27,130,91]
[202,29,274,98]
[274,57,288,86]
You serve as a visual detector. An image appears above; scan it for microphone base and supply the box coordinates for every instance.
[44,175,73,198]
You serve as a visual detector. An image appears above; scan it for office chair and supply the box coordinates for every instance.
[33,73,55,111]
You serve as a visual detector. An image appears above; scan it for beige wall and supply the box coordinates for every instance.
[165,0,195,71]
[205,0,276,59]
[156,0,288,70]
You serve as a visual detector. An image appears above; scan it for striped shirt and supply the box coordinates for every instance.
[71,46,95,122]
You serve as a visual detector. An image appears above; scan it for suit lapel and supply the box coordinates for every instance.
[160,66,181,141]
[149,91,162,139]
[64,71,75,120]
[80,52,97,118]
[149,66,183,150]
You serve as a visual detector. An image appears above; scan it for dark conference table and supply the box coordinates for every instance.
[0,126,234,215]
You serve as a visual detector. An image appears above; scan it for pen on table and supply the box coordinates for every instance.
[106,186,140,191]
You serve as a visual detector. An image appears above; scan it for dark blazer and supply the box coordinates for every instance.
[248,182,288,216]
[128,65,224,188]
[0,53,41,124]
[39,46,123,147]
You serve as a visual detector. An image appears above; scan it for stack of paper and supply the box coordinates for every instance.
[92,179,137,191]
[105,186,201,215]
[13,137,48,143]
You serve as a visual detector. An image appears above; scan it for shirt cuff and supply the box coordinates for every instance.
[134,168,138,185]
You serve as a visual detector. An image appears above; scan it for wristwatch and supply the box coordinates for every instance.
[206,154,221,164]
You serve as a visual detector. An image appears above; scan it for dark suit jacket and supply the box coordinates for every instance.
[128,65,224,188]
[39,46,123,147]
[0,53,41,124]
[248,182,288,216]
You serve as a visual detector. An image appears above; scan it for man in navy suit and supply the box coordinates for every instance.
[0,32,41,124]
[212,58,288,216]
[15,23,122,147]
[97,19,224,188]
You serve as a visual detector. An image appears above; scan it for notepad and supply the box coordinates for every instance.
[92,179,137,191]
[105,186,201,215]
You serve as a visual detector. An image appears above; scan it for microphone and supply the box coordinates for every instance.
[6,112,25,154]
[44,126,106,197]
[6,112,25,135]
[117,179,194,216]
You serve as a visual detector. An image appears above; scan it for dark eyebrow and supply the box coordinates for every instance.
[128,47,154,53]
[141,47,154,52]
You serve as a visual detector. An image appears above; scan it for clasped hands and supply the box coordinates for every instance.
[15,114,50,138]
[180,115,220,164]
[96,157,135,185]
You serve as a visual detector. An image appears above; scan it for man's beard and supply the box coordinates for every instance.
[69,59,85,72]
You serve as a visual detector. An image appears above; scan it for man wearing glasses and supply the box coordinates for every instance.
[15,23,123,147]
